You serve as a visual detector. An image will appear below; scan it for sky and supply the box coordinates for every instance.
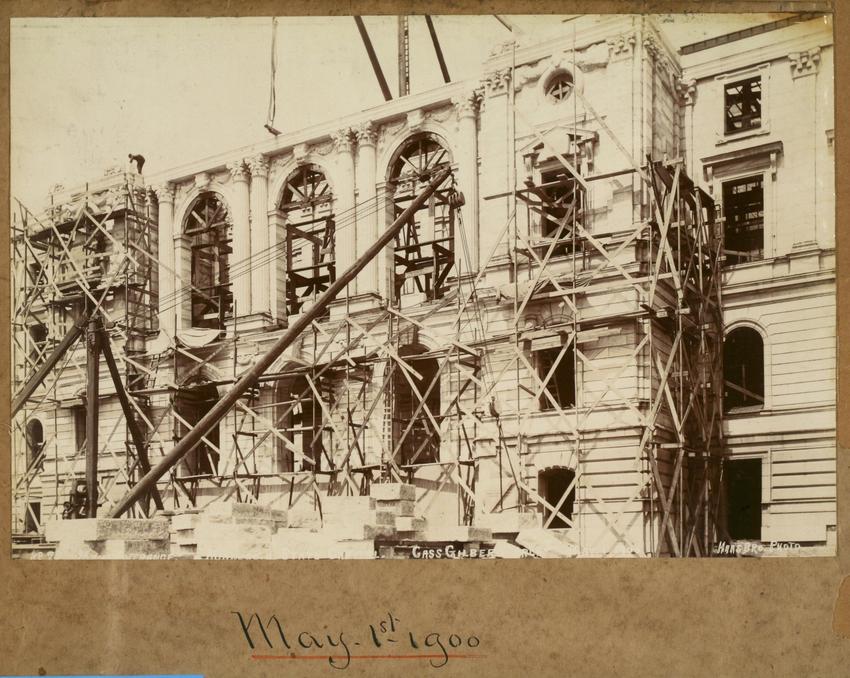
[10,13,786,210]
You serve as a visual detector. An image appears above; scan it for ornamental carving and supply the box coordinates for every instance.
[677,78,697,106]
[452,90,482,121]
[247,155,270,178]
[606,32,636,58]
[331,128,354,154]
[789,47,821,78]
[355,121,377,147]
[484,67,512,96]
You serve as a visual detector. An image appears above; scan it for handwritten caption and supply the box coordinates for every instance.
[232,611,482,669]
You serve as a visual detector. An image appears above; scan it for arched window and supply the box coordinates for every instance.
[388,134,456,301]
[25,418,44,471]
[274,374,325,473]
[724,326,764,411]
[174,381,221,476]
[280,165,335,316]
[538,466,576,528]
[392,345,441,465]
[184,193,233,329]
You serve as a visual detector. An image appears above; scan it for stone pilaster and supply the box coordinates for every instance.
[355,122,380,296]
[152,183,176,336]
[227,159,252,319]
[453,89,482,274]
[247,155,271,317]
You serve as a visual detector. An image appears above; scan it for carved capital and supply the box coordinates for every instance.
[643,35,661,60]
[677,78,697,107]
[226,161,248,183]
[151,183,175,205]
[483,68,512,96]
[331,128,354,154]
[247,154,270,178]
[355,121,377,148]
[789,47,821,78]
[607,32,636,58]
[453,89,482,121]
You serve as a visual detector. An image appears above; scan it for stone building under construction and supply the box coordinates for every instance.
[11,14,835,558]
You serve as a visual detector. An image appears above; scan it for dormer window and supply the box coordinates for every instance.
[724,76,761,134]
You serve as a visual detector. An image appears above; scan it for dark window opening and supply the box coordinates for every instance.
[389,134,456,302]
[72,405,86,455]
[538,167,584,257]
[726,458,762,540]
[545,71,574,102]
[538,343,576,410]
[724,76,761,134]
[25,419,44,472]
[275,375,325,473]
[25,502,41,534]
[185,193,233,329]
[722,175,764,265]
[175,382,221,476]
[280,165,335,317]
[723,327,764,412]
[538,466,576,528]
[392,346,441,465]
[28,323,48,364]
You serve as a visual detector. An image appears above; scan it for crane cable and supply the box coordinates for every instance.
[265,17,281,135]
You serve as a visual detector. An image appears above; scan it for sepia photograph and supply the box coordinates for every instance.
[9,12,836,560]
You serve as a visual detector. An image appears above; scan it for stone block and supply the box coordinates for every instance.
[364,524,397,540]
[395,516,427,532]
[336,540,376,560]
[195,522,272,559]
[46,518,169,543]
[424,525,493,542]
[171,513,201,531]
[374,500,415,516]
[516,528,579,558]
[374,511,397,526]
[476,512,540,533]
[370,483,416,502]
[491,541,529,559]
[101,539,169,559]
[271,529,336,559]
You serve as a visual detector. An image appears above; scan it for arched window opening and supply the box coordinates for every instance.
[392,345,441,466]
[25,418,44,471]
[175,381,221,476]
[388,134,457,302]
[184,193,233,329]
[275,374,325,473]
[280,165,335,316]
[723,327,764,412]
[538,466,576,529]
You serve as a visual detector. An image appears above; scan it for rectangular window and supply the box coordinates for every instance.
[724,77,762,134]
[538,344,576,410]
[72,405,86,455]
[722,176,764,266]
[726,458,762,541]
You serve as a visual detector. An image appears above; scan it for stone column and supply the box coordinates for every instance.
[227,159,252,319]
[355,122,379,296]
[248,155,271,316]
[677,79,696,179]
[453,89,482,275]
[332,128,357,290]
[153,183,176,337]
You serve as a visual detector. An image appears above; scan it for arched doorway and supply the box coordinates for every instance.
[275,373,325,473]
